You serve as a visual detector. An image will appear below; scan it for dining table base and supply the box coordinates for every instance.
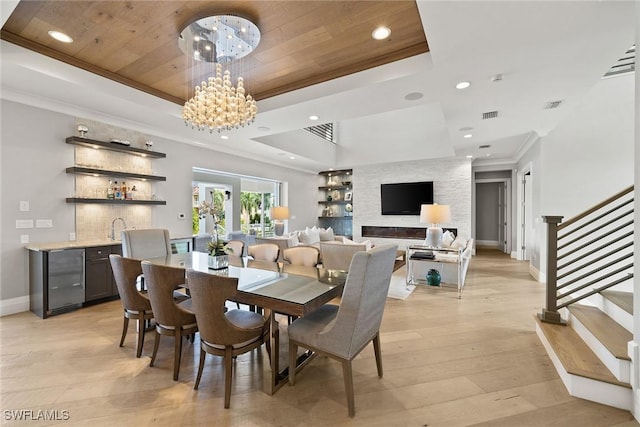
[261,309,318,394]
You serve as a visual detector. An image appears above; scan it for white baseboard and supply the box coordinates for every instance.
[510,251,517,259]
[0,296,30,317]
[528,264,546,283]
[476,240,500,248]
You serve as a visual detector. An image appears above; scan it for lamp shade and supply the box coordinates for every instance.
[271,206,290,220]
[420,204,451,225]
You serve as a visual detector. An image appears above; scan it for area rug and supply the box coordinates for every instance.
[387,266,416,300]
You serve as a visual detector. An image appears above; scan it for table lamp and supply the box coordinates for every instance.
[271,206,290,236]
[420,204,451,247]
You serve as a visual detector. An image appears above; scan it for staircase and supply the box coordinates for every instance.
[535,186,634,410]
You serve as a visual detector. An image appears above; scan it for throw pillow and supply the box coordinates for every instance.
[318,227,335,241]
[450,236,468,249]
[342,236,355,244]
[442,230,455,247]
[300,227,320,245]
[287,234,300,247]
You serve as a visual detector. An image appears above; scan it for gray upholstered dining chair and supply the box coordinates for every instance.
[247,243,280,262]
[283,246,320,267]
[186,269,270,408]
[141,261,198,381]
[109,254,154,358]
[287,244,398,417]
[121,228,172,259]
[122,228,188,300]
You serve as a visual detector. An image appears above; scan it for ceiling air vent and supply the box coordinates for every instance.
[544,100,563,110]
[479,144,491,149]
[304,122,335,144]
[482,111,498,120]
[603,44,635,78]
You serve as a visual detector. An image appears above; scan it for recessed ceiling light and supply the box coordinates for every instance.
[372,26,391,40]
[220,135,229,140]
[289,156,296,160]
[405,92,423,101]
[455,81,471,90]
[48,30,73,43]
[463,134,473,139]
[309,115,319,121]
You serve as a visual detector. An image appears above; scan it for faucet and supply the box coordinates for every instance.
[110,217,127,241]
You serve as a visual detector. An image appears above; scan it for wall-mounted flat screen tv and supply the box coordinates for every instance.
[380,181,434,215]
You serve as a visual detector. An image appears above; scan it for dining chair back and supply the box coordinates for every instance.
[121,228,171,259]
[283,246,320,267]
[225,240,245,258]
[319,241,368,271]
[186,269,270,408]
[247,243,280,262]
[140,261,198,380]
[287,244,398,417]
[109,254,153,357]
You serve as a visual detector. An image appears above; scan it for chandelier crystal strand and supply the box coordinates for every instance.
[182,64,257,132]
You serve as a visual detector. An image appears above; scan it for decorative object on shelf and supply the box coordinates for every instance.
[344,191,353,201]
[145,140,153,150]
[77,124,88,137]
[327,195,333,202]
[420,204,451,248]
[426,268,441,286]
[179,14,260,133]
[342,181,351,186]
[270,206,290,236]
[345,203,353,215]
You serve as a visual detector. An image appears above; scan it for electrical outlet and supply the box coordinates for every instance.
[16,219,33,229]
[69,232,76,241]
[19,201,29,212]
[20,234,29,244]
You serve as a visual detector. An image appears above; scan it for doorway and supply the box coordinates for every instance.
[475,179,510,254]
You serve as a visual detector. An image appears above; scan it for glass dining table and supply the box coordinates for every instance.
[142,251,347,394]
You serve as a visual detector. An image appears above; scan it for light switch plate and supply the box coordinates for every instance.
[69,232,76,241]
[36,219,53,228]
[20,234,29,244]
[16,219,33,229]
[19,201,29,212]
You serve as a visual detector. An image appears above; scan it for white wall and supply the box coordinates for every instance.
[540,74,635,215]
[519,73,635,281]
[352,158,472,248]
[0,100,318,312]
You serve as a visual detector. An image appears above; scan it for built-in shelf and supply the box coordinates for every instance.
[66,136,166,158]
[66,198,166,205]
[318,185,351,191]
[318,200,352,205]
[318,216,352,219]
[318,169,352,176]
[65,166,166,181]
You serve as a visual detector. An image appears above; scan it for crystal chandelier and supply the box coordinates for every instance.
[179,15,260,133]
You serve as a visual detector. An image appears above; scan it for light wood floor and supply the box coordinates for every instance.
[1,249,638,426]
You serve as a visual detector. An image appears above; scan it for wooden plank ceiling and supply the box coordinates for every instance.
[1,1,429,105]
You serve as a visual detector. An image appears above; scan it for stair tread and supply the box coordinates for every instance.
[601,290,633,315]
[535,315,630,388]
[569,304,631,361]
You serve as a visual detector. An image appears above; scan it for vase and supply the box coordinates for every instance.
[426,269,441,286]
[208,254,229,270]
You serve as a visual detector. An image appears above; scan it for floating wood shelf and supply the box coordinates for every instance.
[318,200,352,205]
[66,136,166,158]
[65,166,166,181]
[318,216,352,219]
[66,198,166,205]
[318,169,352,176]
[318,185,351,190]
